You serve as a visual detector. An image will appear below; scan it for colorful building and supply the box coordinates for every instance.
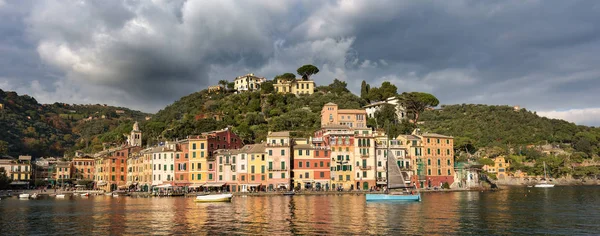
[265,131,291,191]
[482,156,510,179]
[292,138,331,190]
[273,78,315,95]
[354,129,377,190]
[420,132,454,187]
[188,127,242,189]
[246,144,267,191]
[320,103,367,128]
[71,156,95,180]
[397,134,424,187]
[315,125,356,190]
[151,144,176,187]
[174,140,190,188]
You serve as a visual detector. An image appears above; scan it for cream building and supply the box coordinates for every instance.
[234,73,266,92]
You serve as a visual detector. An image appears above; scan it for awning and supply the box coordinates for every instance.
[189,184,202,188]
[277,183,288,187]
[10,181,28,185]
[157,184,172,188]
[246,183,261,187]
[203,183,225,187]
[97,182,107,186]
[377,181,387,185]
[302,180,315,183]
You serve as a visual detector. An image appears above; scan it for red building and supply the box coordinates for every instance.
[102,146,141,192]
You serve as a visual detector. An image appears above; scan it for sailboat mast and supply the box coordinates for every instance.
[386,126,390,190]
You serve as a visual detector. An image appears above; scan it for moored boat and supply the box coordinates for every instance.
[18,193,30,199]
[194,193,233,202]
[366,134,421,202]
[534,162,555,188]
[283,191,295,196]
[55,194,65,198]
[366,193,421,201]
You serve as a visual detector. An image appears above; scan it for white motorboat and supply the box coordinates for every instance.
[534,161,555,188]
[55,194,66,198]
[194,193,233,202]
[19,193,30,199]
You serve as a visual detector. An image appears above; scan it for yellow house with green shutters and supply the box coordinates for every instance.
[188,136,208,188]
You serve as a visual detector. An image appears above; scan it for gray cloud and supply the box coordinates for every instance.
[1,0,600,125]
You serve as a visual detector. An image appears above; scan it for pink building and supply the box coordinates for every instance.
[265,131,291,191]
[321,103,367,128]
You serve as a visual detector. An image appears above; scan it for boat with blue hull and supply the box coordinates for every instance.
[366,134,421,202]
[366,193,421,201]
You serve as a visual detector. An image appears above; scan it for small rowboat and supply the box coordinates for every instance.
[194,193,233,202]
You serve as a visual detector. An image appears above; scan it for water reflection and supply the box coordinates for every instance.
[1,187,600,235]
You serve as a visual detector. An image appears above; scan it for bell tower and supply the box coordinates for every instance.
[129,121,142,146]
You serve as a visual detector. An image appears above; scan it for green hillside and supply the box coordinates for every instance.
[0,89,149,157]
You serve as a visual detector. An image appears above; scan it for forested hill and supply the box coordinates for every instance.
[0,89,149,157]
[419,104,600,153]
[140,79,363,146]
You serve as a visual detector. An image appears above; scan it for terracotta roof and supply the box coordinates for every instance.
[321,124,350,129]
[324,102,337,106]
[338,109,367,114]
[294,144,313,149]
[240,144,266,153]
[421,133,453,138]
[398,135,420,140]
[268,131,290,137]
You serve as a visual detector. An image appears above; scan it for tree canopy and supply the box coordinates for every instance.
[274,73,296,82]
[398,92,439,125]
[296,64,320,80]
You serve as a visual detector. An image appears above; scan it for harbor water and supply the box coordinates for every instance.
[1,186,599,235]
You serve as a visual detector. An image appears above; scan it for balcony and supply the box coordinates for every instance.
[323,130,354,136]
[265,143,290,147]
[359,166,372,170]
[360,154,370,159]
[312,137,324,142]
[268,168,287,172]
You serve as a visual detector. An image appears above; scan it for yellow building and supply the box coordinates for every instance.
[274,78,315,95]
[247,144,267,191]
[482,156,510,179]
[208,85,223,94]
[420,132,454,188]
[188,136,209,188]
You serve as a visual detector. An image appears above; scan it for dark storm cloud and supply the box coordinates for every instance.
[1,0,600,125]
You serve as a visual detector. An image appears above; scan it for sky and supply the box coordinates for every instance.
[1,0,600,126]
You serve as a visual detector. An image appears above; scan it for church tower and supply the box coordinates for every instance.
[129,121,142,147]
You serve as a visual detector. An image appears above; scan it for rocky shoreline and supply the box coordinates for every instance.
[496,177,600,186]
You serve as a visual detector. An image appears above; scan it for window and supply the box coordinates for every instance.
[438,169,441,175]
[176,154,180,159]
[281,173,285,178]
[378,161,382,167]
[251,176,255,181]
[209,163,213,170]
[298,150,302,156]
[219,175,222,181]
[269,150,273,156]
[261,165,265,174]
[251,166,255,174]
[320,172,324,178]
[428,159,431,165]
[171,164,174,171]
[197,174,201,180]
[446,140,450,144]
[437,159,441,166]
[281,161,286,170]
[363,171,367,177]
[201,152,205,158]
[437,139,440,144]
[447,169,451,175]
[281,150,285,155]
[201,143,205,149]
[346,175,350,181]
[306,161,310,168]
[447,160,451,165]
[193,152,197,158]
[427,138,430,143]
[241,164,245,170]
[241,175,246,181]
[437,149,441,155]
[209,173,213,180]
[428,169,431,175]
[299,162,303,168]
[193,143,197,149]
[320,161,324,167]
[447,149,450,155]
[232,175,236,181]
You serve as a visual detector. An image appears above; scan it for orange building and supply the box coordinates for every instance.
[321,103,367,128]
[420,133,454,187]
[71,156,95,180]
[174,140,190,187]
